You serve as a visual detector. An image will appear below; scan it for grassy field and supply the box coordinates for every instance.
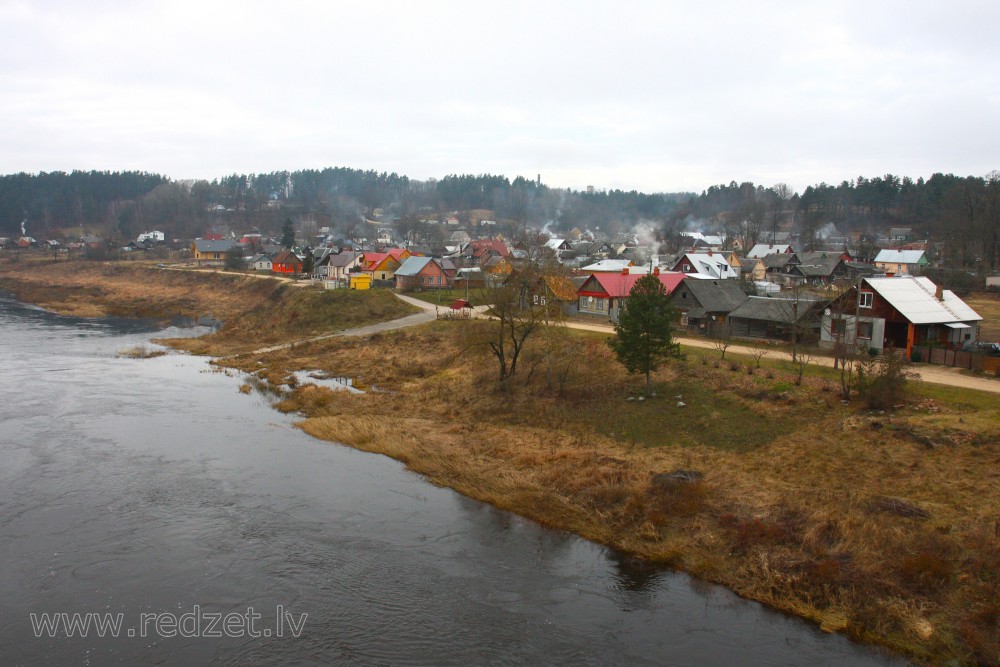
[224,320,1000,665]
[400,286,490,307]
[964,292,1000,341]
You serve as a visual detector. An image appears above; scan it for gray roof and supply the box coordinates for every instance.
[793,252,843,277]
[762,253,798,269]
[670,278,748,314]
[323,251,360,268]
[728,296,824,324]
[193,239,235,253]
[394,256,435,277]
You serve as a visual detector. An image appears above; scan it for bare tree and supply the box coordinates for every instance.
[748,340,770,370]
[711,318,733,360]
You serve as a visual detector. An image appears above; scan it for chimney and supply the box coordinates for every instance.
[707,249,713,256]
[621,267,629,276]
[935,284,943,300]
[653,266,660,276]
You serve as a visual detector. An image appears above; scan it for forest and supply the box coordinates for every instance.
[2,167,998,271]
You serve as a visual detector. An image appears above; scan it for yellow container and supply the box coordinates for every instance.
[350,274,372,290]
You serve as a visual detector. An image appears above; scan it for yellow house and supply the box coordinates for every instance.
[361,249,410,281]
[191,239,235,266]
[350,274,372,290]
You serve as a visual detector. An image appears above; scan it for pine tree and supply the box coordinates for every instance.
[281,218,295,249]
[607,274,680,395]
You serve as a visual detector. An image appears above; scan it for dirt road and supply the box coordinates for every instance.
[561,318,1000,394]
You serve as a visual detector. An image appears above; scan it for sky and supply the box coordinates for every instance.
[1,0,998,195]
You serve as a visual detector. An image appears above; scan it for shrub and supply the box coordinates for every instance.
[856,348,915,409]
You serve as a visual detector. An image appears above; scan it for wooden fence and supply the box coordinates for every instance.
[912,346,1000,373]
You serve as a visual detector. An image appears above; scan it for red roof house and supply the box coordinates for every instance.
[577,268,685,322]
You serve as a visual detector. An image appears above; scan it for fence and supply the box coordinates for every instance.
[912,346,1000,373]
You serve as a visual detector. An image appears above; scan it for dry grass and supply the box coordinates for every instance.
[225,320,1000,665]
[964,292,1000,341]
[8,259,1000,664]
[116,344,167,359]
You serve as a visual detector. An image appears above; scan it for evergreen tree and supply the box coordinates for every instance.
[607,275,680,395]
[281,218,295,248]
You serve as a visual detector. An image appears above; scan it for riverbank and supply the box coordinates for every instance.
[4,259,998,664]
[218,320,999,666]
[0,259,419,355]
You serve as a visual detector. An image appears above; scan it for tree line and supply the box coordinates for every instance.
[2,167,998,270]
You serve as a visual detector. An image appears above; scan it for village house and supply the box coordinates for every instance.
[361,248,411,283]
[531,275,581,316]
[739,257,767,282]
[248,253,273,272]
[668,278,749,336]
[873,249,929,275]
[576,268,685,322]
[669,252,741,280]
[191,239,235,266]
[819,275,982,357]
[318,251,363,285]
[394,256,451,290]
[727,295,827,342]
[271,249,304,274]
[783,251,850,286]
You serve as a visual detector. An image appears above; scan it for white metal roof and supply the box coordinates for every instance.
[865,276,982,324]
[747,243,792,258]
[873,249,926,264]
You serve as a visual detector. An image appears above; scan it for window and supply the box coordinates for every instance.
[832,319,847,338]
[533,294,540,305]
[437,275,442,285]
[859,292,873,308]
[596,298,605,311]
[857,321,873,339]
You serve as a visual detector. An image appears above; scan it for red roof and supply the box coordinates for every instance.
[450,298,473,310]
[578,271,685,298]
[469,239,510,258]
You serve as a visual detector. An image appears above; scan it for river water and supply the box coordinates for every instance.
[0,295,905,666]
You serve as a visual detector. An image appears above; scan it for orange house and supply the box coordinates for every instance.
[271,250,303,274]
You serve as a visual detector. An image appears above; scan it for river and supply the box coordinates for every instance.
[0,295,906,666]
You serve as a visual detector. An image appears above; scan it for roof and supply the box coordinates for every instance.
[394,256,436,277]
[544,238,566,250]
[468,239,511,258]
[793,253,843,277]
[740,257,764,271]
[579,271,686,298]
[325,251,360,268]
[542,275,579,302]
[272,249,301,264]
[729,296,823,324]
[581,259,634,272]
[671,278,749,313]
[762,253,798,269]
[747,243,793,258]
[874,249,927,264]
[193,239,235,253]
[864,276,981,324]
[674,253,740,279]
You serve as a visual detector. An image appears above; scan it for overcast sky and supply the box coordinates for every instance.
[2,0,998,194]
